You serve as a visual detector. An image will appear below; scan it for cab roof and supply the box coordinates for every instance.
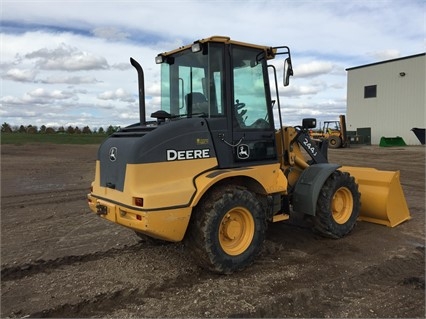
[158,36,277,60]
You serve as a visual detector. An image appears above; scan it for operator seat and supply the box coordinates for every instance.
[186,92,208,115]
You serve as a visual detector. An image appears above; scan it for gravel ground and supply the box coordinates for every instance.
[1,143,424,318]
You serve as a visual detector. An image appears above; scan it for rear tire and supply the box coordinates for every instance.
[185,185,267,274]
[313,171,360,238]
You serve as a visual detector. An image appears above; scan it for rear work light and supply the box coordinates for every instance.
[134,197,144,207]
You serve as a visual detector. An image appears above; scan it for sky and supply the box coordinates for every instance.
[1,0,425,131]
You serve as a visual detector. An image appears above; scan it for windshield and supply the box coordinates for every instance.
[160,43,225,118]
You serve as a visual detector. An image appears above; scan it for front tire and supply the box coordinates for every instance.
[328,136,342,148]
[313,171,360,238]
[185,185,267,274]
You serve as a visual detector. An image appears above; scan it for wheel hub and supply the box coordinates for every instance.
[223,219,241,240]
[332,187,353,224]
[219,208,255,256]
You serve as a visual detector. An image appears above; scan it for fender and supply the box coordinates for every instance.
[292,163,341,216]
[191,163,288,207]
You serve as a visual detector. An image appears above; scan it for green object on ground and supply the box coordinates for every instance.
[379,136,407,147]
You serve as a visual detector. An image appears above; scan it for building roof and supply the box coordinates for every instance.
[346,53,425,71]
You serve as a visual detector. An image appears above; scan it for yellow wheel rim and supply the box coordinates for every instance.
[219,207,255,256]
[332,187,353,224]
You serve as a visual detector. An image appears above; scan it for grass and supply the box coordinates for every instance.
[1,133,109,145]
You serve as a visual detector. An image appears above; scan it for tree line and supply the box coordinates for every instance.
[1,123,120,135]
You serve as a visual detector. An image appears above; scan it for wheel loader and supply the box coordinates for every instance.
[87,36,410,274]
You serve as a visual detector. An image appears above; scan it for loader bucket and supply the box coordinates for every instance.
[340,166,410,227]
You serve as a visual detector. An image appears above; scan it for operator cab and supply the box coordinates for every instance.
[154,36,292,168]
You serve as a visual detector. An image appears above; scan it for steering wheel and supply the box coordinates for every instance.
[235,99,246,110]
[234,99,247,127]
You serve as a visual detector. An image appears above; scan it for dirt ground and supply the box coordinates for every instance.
[1,143,425,318]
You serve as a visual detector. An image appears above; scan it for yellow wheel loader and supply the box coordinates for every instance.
[87,36,410,274]
[309,115,348,148]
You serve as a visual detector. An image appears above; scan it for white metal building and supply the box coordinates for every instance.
[346,53,425,145]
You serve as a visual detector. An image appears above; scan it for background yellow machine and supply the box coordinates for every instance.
[309,114,349,148]
[88,36,410,274]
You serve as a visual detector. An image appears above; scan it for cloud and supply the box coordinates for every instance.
[295,61,334,78]
[98,88,135,103]
[39,75,99,85]
[1,88,76,108]
[92,26,130,41]
[27,88,74,100]
[4,68,38,82]
[283,85,322,97]
[111,62,132,70]
[146,83,161,96]
[281,79,331,97]
[0,95,23,105]
[0,0,423,129]
[25,44,108,71]
[367,50,401,61]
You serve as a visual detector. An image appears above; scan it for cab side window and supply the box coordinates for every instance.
[232,47,272,130]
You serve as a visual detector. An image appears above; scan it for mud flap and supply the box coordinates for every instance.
[340,166,410,227]
[292,163,341,216]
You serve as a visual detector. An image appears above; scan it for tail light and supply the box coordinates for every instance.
[134,197,144,207]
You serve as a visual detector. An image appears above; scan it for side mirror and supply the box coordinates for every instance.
[302,118,317,129]
[283,57,294,86]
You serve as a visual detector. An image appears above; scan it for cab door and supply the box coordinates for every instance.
[230,45,277,166]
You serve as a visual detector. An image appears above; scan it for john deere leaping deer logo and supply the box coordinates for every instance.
[237,144,250,159]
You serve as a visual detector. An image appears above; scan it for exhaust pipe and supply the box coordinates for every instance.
[130,57,146,126]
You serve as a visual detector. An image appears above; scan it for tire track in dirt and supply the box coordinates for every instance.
[25,270,212,318]
[2,229,424,318]
[1,243,143,281]
[27,288,138,318]
[1,188,88,209]
[231,246,425,318]
[1,189,134,267]
[1,241,202,318]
